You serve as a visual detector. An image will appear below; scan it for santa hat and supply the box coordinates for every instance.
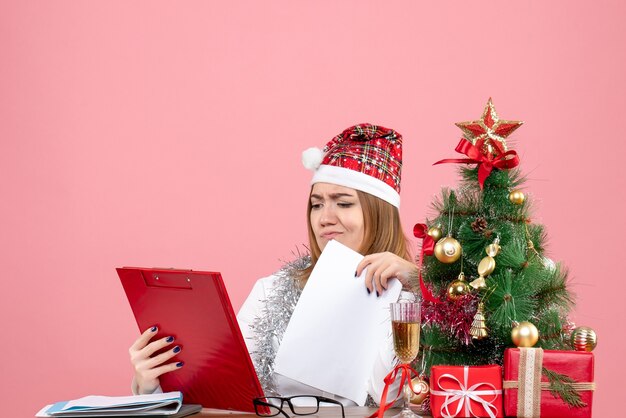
[302,123,403,208]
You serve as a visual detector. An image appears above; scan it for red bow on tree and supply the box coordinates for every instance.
[413,224,441,304]
[434,138,520,189]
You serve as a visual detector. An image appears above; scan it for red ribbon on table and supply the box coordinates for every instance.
[433,138,520,189]
[369,363,422,418]
[413,223,442,304]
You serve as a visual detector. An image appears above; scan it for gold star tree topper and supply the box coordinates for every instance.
[455,98,524,156]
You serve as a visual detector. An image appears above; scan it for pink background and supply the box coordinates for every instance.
[1,1,624,416]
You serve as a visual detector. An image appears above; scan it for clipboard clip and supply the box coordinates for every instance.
[142,271,193,290]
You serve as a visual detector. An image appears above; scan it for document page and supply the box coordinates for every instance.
[274,240,402,405]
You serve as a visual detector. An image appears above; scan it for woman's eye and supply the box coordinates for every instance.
[338,202,353,208]
[311,203,322,209]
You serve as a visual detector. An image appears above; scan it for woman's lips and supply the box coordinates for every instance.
[321,232,342,240]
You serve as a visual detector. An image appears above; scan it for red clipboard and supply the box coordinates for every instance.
[117,267,265,413]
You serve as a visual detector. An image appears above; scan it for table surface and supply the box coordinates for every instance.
[192,407,432,417]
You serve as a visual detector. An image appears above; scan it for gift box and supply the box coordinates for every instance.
[430,365,503,418]
[503,348,594,418]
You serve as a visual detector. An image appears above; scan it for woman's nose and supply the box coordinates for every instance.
[320,205,337,225]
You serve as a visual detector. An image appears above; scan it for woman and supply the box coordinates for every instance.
[129,123,418,405]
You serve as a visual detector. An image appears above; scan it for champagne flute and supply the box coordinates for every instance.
[390,301,422,418]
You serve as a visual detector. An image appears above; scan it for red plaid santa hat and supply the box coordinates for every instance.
[302,123,403,208]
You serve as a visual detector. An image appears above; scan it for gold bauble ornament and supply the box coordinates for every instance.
[427,226,443,243]
[447,272,470,300]
[469,277,486,290]
[477,256,496,277]
[486,239,501,257]
[509,190,525,205]
[470,303,488,340]
[470,239,501,290]
[409,377,430,405]
[469,256,495,290]
[434,237,462,263]
[571,326,597,352]
[511,321,539,347]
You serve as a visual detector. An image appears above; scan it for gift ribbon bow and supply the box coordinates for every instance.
[369,363,422,418]
[430,366,502,418]
[434,138,520,189]
[413,224,442,304]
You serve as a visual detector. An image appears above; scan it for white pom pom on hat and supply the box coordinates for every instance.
[301,147,324,171]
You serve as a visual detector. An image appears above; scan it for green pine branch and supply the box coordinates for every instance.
[486,269,537,335]
[495,236,527,270]
[419,164,578,375]
[420,324,508,373]
[542,367,587,408]
[460,166,526,190]
[536,310,569,350]
[526,223,547,254]
[535,263,575,312]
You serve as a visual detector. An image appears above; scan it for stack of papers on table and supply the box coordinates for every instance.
[36,392,200,417]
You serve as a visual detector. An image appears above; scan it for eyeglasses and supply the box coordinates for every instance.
[253,395,345,418]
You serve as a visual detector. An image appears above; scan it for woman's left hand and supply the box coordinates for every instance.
[355,252,418,296]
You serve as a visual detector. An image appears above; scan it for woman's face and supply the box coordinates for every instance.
[309,183,365,253]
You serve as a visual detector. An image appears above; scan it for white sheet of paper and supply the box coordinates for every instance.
[273,240,402,406]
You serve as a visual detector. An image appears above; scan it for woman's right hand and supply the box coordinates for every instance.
[129,326,184,394]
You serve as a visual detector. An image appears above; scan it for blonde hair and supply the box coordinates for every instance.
[299,189,412,284]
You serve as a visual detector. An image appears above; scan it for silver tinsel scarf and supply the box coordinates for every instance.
[249,254,310,395]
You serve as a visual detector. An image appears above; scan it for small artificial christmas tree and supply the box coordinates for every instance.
[413,98,579,381]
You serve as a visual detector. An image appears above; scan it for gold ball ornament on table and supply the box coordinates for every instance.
[434,237,462,263]
[409,377,430,405]
[571,326,597,352]
[427,225,443,242]
[511,321,539,347]
[509,190,525,205]
[447,272,470,300]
